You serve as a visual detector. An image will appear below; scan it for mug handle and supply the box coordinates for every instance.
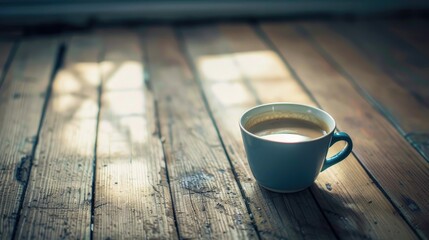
[321,132,353,171]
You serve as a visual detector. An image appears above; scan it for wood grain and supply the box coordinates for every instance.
[220,23,419,239]
[93,29,177,239]
[144,26,258,239]
[386,19,429,60]
[2,20,428,239]
[261,22,429,238]
[375,21,429,99]
[0,38,57,239]
[15,35,100,239]
[298,22,429,160]
[206,22,418,239]
[330,21,429,107]
[182,24,337,239]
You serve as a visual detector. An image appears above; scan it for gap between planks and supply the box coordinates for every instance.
[144,26,259,239]
[14,35,101,239]
[225,22,417,239]
[93,29,177,239]
[297,22,429,162]
[0,38,60,239]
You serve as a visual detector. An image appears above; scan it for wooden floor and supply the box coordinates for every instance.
[1,18,429,239]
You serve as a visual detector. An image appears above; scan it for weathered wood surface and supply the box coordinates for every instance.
[387,19,429,58]
[0,38,58,239]
[261,22,429,238]
[15,35,101,239]
[298,22,429,160]
[182,25,337,239]
[145,26,258,239]
[331,21,429,108]
[219,23,418,239]
[376,21,429,86]
[94,30,177,239]
[1,20,428,239]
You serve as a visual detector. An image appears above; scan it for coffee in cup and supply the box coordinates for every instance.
[246,115,328,143]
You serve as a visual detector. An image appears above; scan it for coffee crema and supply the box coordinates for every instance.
[246,117,327,143]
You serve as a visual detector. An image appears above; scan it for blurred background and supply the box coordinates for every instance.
[1,0,429,26]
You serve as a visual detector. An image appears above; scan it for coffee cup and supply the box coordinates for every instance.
[239,103,353,193]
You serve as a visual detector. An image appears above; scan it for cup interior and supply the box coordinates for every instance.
[240,103,336,142]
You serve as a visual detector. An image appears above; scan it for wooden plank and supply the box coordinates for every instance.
[144,26,258,239]
[0,38,57,239]
[15,35,101,239]
[220,23,419,239]
[330,21,429,107]
[337,20,429,161]
[386,19,429,58]
[181,25,337,239]
[93,29,177,239]
[261,22,429,238]
[187,22,418,239]
[298,22,429,160]
[376,21,429,90]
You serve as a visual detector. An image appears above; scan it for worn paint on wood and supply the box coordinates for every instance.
[94,29,177,239]
[144,26,258,239]
[15,35,100,239]
[261,22,429,238]
[182,24,336,239]
[0,39,57,239]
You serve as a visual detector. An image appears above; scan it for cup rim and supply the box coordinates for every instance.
[239,102,336,143]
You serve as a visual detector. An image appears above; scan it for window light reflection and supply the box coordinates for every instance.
[119,116,148,144]
[100,59,148,144]
[51,61,100,155]
[53,69,81,93]
[102,61,143,90]
[210,82,253,106]
[233,51,290,80]
[100,61,115,78]
[104,91,144,116]
[72,63,100,86]
[61,118,97,156]
[198,55,241,82]
[198,50,292,107]
[97,120,131,155]
[53,66,98,118]
[198,50,289,82]
[53,94,78,114]
[74,99,98,118]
